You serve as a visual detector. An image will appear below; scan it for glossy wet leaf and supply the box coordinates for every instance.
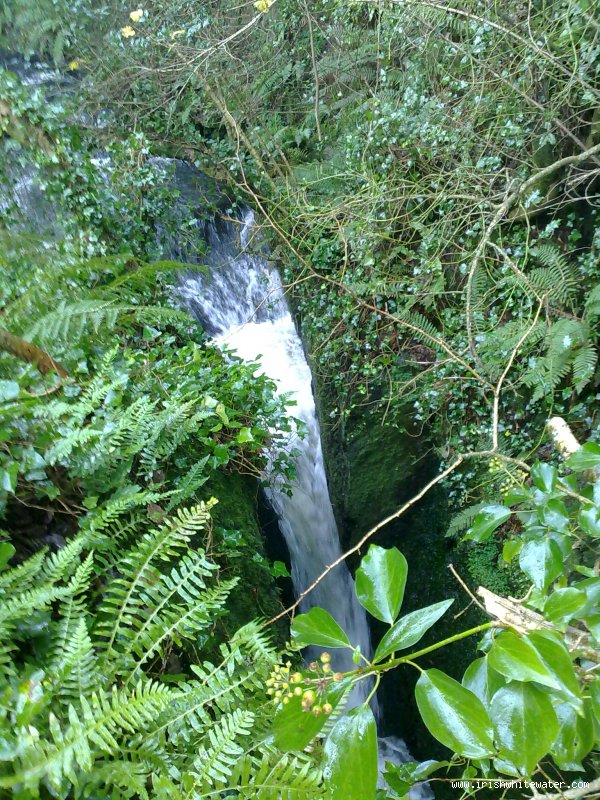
[415,669,495,758]
[272,680,350,751]
[518,536,563,590]
[290,607,350,649]
[464,505,511,543]
[373,599,454,662]
[462,656,505,708]
[531,462,557,492]
[565,442,600,471]
[323,705,377,800]
[355,545,407,624]
[383,760,448,796]
[488,631,562,690]
[490,682,558,775]
[544,588,586,625]
[550,701,594,770]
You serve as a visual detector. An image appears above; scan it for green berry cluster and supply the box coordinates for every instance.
[265,652,343,715]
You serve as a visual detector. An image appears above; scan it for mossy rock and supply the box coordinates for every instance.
[202,470,288,647]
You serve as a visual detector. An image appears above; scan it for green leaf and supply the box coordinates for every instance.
[0,542,16,571]
[528,632,582,710]
[544,588,586,625]
[415,669,495,758]
[464,505,511,543]
[355,545,407,624]
[579,506,600,538]
[550,701,594,770]
[383,760,448,796]
[0,464,18,494]
[0,380,19,402]
[518,536,562,590]
[531,462,557,493]
[323,705,378,800]
[490,682,558,775]
[462,657,505,708]
[489,631,581,708]
[565,443,600,472]
[373,600,453,663]
[290,607,350,649]
[502,539,521,563]
[272,680,350,751]
[235,427,254,444]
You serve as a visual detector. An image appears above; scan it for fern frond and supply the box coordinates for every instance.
[231,751,325,799]
[188,708,254,791]
[95,503,215,666]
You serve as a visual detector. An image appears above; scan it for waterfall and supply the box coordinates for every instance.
[179,209,374,700]
[178,205,431,795]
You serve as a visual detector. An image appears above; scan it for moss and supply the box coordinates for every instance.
[202,470,288,647]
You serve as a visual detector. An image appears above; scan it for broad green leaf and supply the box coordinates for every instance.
[0,380,19,402]
[528,632,582,711]
[550,701,594,770]
[373,600,454,662]
[355,545,407,624]
[566,443,600,472]
[490,682,558,776]
[0,542,15,571]
[464,505,511,543]
[488,631,563,691]
[236,427,254,444]
[579,506,600,538]
[291,607,350,649]
[415,669,495,758]
[462,657,505,708]
[272,680,350,751]
[502,539,521,563]
[544,588,586,625]
[323,705,377,800]
[489,631,581,709]
[518,536,562,590]
[383,760,448,796]
[531,462,557,493]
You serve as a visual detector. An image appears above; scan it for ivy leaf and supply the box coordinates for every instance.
[323,705,378,800]
[355,545,407,624]
[236,427,254,444]
[550,701,595,770]
[464,505,511,543]
[488,631,581,709]
[565,443,600,472]
[528,632,582,711]
[531,462,557,493]
[290,607,350,649]
[579,506,600,538]
[490,682,558,775]
[462,656,505,708]
[544,588,586,625]
[373,600,454,663]
[415,669,495,758]
[272,679,350,751]
[384,760,449,796]
[518,536,562,590]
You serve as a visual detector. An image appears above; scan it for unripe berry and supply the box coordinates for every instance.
[322,663,332,673]
[302,689,316,706]
[312,705,322,716]
[320,652,331,664]
[322,703,333,714]
[291,672,303,684]
[293,686,303,696]
[333,672,343,682]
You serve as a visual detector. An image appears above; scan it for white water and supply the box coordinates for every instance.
[179,209,432,796]
[179,211,373,697]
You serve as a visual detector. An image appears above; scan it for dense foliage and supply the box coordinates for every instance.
[1,0,599,798]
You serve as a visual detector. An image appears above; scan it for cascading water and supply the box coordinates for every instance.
[179,209,374,701]
[178,204,430,794]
